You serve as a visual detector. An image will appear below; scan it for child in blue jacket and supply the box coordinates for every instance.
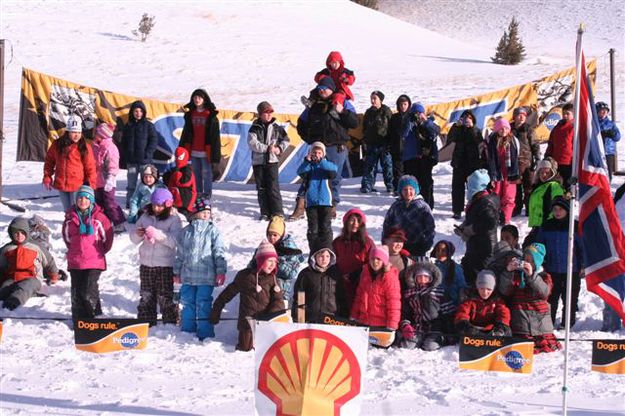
[533,196,584,328]
[297,142,338,252]
[596,101,621,181]
[173,198,227,340]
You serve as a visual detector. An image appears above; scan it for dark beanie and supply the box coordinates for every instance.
[317,77,336,92]
[551,196,570,213]
[371,90,385,102]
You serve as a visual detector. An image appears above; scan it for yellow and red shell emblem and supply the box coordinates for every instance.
[258,329,361,416]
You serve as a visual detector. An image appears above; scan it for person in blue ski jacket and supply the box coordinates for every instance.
[596,101,621,181]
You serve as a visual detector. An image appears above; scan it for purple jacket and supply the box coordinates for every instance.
[92,137,120,189]
[62,205,113,270]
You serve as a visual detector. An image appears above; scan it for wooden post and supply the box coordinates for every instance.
[296,291,305,323]
[0,40,5,201]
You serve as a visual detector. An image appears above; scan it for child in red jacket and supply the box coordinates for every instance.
[314,51,356,106]
[350,245,401,331]
[545,103,574,189]
[163,147,197,219]
[455,269,511,336]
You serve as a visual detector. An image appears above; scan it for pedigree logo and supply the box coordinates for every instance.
[258,329,361,416]
[74,319,149,354]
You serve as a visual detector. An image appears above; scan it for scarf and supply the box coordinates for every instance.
[76,207,94,235]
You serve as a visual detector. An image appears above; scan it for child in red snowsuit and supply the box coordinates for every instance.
[163,147,197,218]
[314,51,356,106]
[455,269,511,336]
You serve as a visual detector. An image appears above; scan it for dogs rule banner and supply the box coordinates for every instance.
[591,340,625,374]
[73,318,149,353]
[459,335,535,374]
[255,321,368,416]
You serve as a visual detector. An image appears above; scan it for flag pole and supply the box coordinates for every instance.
[563,23,585,416]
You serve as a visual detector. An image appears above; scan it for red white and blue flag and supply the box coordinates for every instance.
[576,51,625,324]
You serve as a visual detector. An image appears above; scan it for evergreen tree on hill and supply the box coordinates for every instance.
[492,17,526,65]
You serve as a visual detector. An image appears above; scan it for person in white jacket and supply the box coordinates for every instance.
[130,188,182,326]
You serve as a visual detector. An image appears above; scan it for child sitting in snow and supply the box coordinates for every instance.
[164,147,197,220]
[0,217,55,310]
[455,269,511,337]
[211,240,285,351]
[127,164,167,224]
[498,243,562,353]
[92,122,126,229]
[350,245,401,331]
[431,239,467,309]
[27,214,66,284]
[247,215,305,299]
[397,259,453,351]
[130,188,182,326]
[173,198,227,341]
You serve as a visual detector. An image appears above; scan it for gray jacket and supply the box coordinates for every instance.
[247,118,290,166]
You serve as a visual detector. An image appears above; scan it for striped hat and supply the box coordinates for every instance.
[95,123,114,141]
[254,239,280,293]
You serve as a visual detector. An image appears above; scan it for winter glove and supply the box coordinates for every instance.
[215,274,226,287]
[144,226,165,244]
[489,323,511,337]
[209,309,221,325]
[454,224,475,242]
[46,274,59,286]
[601,129,615,139]
[104,176,116,193]
[43,177,53,191]
[127,214,137,225]
[58,270,69,281]
[456,320,481,336]
[400,322,416,340]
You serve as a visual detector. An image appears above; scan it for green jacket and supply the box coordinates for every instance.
[528,181,564,227]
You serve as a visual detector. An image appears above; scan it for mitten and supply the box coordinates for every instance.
[144,226,165,243]
[489,323,511,337]
[401,323,416,340]
[58,270,69,281]
[46,274,59,286]
[209,309,221,325]
[171,171,183,186]
[43,177,53,191]
[215,274,226,286]
[104,176,116,193]
[127,214,137,224]
[456,320,481,336]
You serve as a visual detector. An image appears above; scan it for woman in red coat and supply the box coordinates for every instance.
[332,208,374,309]
[43,115,97,212]
[350,245,401,331]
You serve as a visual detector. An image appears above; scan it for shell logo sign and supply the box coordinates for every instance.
[255,322,368,416]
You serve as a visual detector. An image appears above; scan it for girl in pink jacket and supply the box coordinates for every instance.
[62,185,113,320]
[92,123,126,227]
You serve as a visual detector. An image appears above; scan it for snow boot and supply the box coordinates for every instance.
[287,197,306,221]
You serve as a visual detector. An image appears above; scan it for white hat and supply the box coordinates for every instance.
[66,115,83,133]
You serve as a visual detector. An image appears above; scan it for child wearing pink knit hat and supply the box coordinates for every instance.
[210,239,284,351]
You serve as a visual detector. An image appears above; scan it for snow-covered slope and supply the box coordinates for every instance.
[1,1,624,415]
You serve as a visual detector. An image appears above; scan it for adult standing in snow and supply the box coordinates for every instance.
[43,115,97,212]
[447,109,485,219]
[294,77,358,219]
[455,169,499,286]
[545,103,574,189]
[382,175,435,257]
[360,90,393,193]
[402,103,440,209]
[388,95,412,192]
[247,101,289,220]
[486,117,520,225]
[510,106,540,216]
[121,100,158,207]
[596,101,621,181]
[178,89,222,200]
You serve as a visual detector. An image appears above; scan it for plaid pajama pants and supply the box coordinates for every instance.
[137,265,178,325]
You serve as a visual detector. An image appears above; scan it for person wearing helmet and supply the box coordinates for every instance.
[130,188,182,327]
[596,101,621,181]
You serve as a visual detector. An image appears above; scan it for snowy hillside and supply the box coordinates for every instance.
[1,1,624,415]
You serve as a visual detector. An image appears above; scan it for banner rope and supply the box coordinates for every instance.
[1,313,621,342]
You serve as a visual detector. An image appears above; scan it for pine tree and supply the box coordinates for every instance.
[491,17,526,65]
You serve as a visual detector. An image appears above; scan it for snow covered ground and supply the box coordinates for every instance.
[1,1,624,415]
